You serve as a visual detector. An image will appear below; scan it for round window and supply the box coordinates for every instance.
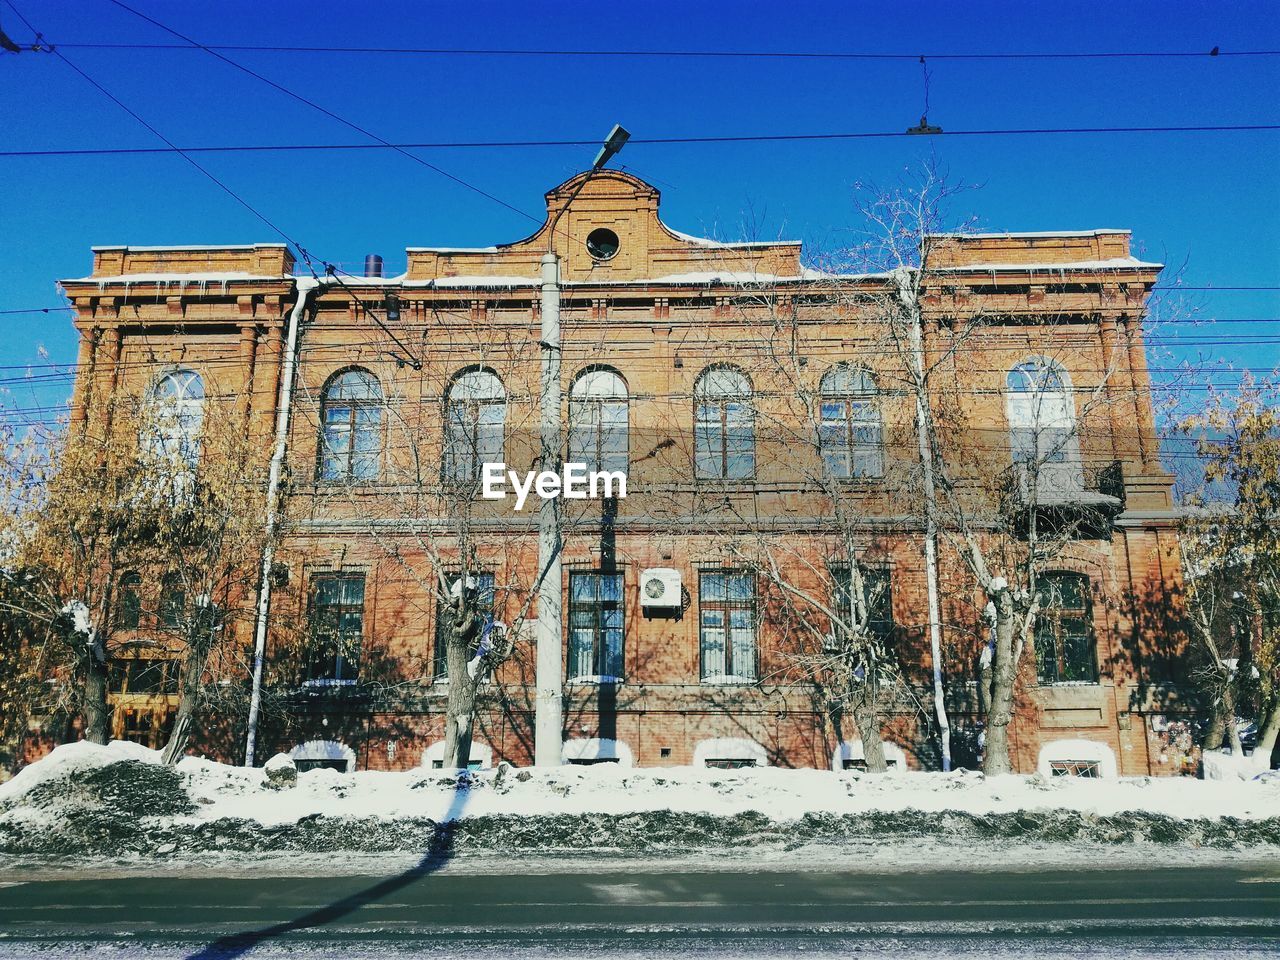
[586,228,620,261]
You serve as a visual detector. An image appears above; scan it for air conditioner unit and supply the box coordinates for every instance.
[640,567,682,608]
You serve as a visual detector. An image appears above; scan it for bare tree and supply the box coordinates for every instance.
[0,376,267,761]
[1179,375,1280,767]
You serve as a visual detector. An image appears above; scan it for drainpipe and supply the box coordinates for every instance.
[244,276,323,767]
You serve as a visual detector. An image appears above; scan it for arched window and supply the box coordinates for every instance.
[1006,359,1082,492]
[444,368,505,484]
[144,369,204,468]
[1034,572,1098,684]
[819,365,883,478]
[569,367,628,474]
[319,368,382,482]
[116,571,143,630]
[694,366,754,480]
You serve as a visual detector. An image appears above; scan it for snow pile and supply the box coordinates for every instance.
[1202,750,1272,782]
[1,743,1277,859]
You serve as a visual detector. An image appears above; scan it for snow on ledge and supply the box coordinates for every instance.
[62,272,290,285]
[421,740,493,770]
[562,738,634,767]
[930,257,1162,273]
[692,737,769,768]
[834,739,909,772]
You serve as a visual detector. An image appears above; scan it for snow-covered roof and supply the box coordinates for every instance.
[89,244,289,252]
[402,275,540,288]
[927,230,1132,239]
[404,246,501,254]
[659,223,802,249]
[61,272,291,285]
[931,256,1162,273]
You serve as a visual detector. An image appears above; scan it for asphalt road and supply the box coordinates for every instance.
[0,864,1277,958]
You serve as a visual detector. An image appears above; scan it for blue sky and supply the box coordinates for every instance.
[1,0,1277,443]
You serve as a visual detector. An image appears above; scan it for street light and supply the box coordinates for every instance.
[534,123,628,767]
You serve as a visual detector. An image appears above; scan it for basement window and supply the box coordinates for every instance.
[703,758,758,770]
[1048,759,1101,778]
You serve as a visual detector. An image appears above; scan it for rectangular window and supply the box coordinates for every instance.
[568,571,625,680]
[109,658,179,695]
[699,570,757,681]
[819,399,883,479]
[1035,572,1098,684]
[116,573,142,630]
[434,571,495,679]
[306,573,365,684]
[444,402,504,485]
[158,573,185,628]
[830,566,894,651]
[695,401,754,480]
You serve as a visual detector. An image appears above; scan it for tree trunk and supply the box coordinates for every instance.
[441,608,479,770]
[82,642,111,745]
[1224,685,1243,754]
[1256,701,1279,768]
[851,691,888,773]
[161,641,206,765]
[982,590,1018,775]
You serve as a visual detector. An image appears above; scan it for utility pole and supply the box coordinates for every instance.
[534,124,629,767]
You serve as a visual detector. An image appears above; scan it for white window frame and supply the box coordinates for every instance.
[1036,738,1117,779]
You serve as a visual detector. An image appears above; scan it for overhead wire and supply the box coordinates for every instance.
[4,124,1280,160]
[38,40,1280,61]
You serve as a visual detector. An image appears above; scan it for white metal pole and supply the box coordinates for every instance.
[244,276,320,767]
[534,251,564,766]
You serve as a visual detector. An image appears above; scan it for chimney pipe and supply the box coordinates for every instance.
[364,254,384,278]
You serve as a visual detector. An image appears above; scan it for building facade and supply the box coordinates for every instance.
[57,171,1195,776]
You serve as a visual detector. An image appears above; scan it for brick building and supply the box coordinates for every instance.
[58,171,1195,776]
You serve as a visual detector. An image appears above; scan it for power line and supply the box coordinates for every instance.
[4,124,1280,159]
[40,41,1280,61]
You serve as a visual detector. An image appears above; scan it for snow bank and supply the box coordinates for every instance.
[1202,750,1271,782]
[1,744,1276,860]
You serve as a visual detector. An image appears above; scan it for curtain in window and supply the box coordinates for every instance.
[699,571,756,680]
[568,571,624,679]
